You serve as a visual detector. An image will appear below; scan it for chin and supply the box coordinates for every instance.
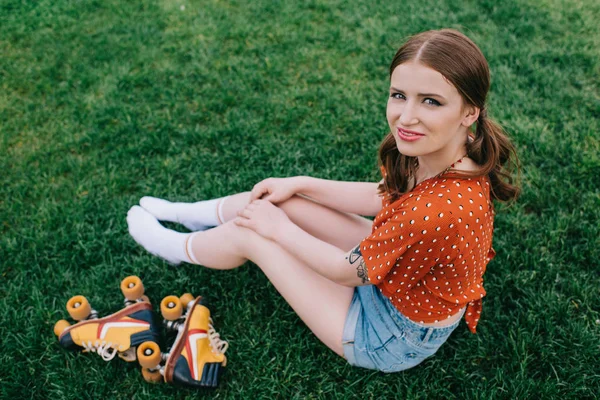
[394,140,423,158]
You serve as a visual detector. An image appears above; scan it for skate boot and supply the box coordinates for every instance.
[137,294,229,388]
[53,276,160,363]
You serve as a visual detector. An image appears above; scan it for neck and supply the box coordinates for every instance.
[415,146,467,183]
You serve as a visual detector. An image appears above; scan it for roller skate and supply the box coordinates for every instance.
[53,276,160,364]
[137,294,229,388]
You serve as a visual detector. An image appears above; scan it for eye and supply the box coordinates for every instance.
[390,92,405,100]
[424,98,441,106]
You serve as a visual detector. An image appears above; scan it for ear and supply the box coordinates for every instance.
[461,105,479,127]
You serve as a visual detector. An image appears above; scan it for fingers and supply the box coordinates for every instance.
[251,190,267,202]
[237,208,251,219]
[237,200,271,220]
[233,217,245,227]
[233,217,254,231]
[250,184,269,202]
[249,190,258,202]
[249,186,258,202]
[245,200,264,208]
[251,177,278,202]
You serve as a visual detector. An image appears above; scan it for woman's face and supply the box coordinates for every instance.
[386,61,477,158]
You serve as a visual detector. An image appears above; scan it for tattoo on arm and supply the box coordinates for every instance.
[347,245,369,284]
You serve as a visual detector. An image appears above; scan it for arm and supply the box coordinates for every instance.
[294,176,383,217]
[276,222,371,287]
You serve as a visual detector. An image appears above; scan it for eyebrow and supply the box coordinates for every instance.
[389,87,447,100]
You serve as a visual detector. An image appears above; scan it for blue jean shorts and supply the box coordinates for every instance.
[342,284,465,373]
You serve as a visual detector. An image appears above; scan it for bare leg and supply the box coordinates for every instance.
[220,192,373,251]
[139,189,374,251]
[190,220,354,357]
[132,191,375,355]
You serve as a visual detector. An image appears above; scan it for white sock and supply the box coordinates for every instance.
[185,232,201,264]
[139,196,229,231]
[127,206,195,265]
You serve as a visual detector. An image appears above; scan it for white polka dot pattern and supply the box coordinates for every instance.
[360,175,495,334]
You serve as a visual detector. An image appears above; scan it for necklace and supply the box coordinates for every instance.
[440,154,468,176]
[415,154,468,184]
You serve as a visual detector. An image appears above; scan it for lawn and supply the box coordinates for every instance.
[1,0,599,398]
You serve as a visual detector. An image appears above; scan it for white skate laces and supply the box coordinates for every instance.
[81,340,119,361]
[208,318,228,354]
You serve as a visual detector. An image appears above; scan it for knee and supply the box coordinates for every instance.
[223,219,263,260]
[219,192,252,223]
[278,194,312,216]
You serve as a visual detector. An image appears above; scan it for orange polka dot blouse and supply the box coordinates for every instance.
[360,173,496,334]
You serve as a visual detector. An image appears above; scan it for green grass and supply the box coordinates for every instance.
[1,0,599,398]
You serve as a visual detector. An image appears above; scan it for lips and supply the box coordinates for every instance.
[397,127,425,142]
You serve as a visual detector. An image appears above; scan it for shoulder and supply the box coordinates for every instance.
[382,177,491,219]
[386,177,470,208]
[376,186,460,235]
[377,175,492,221]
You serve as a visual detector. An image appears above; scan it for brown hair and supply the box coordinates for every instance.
[378,29,520,203]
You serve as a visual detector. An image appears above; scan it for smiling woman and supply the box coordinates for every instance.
[379,29,520,202]
[126,28,520,374]
[388,61,475,158]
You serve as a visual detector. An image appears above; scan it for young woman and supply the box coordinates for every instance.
[127,29,519,373]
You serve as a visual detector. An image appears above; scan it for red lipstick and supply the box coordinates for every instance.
[397,127,425,142]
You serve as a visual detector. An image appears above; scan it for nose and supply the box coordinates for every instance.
[398,101,419,126]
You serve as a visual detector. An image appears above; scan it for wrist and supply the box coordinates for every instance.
[275,219,300,246]
[292,176,312,195]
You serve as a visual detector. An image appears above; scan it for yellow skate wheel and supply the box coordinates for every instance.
[53,319,70,337]
[160,295,183,320]
[137,341,161,368]
[179,293,194,309]
[142,367,163,383]
[121,276,144,301]
[66,295,91,321]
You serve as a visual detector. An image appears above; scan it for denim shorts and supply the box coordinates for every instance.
[342,284,465,373]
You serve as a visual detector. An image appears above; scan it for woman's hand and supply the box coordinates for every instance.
[249,177,303,204]
[233,199,292,241]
